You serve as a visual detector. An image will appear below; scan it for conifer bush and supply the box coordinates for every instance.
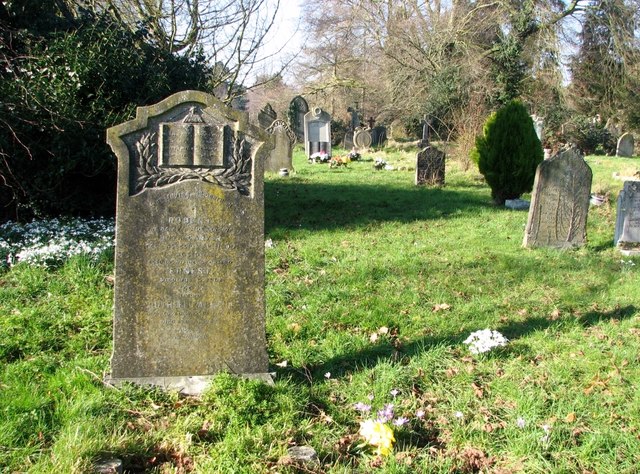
[470,100,543,204]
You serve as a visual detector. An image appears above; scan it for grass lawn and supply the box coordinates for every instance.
[1,148,639,473]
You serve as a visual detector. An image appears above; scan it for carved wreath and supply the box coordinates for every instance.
[134,132,252,196]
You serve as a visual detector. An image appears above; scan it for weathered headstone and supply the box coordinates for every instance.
[353,127,372,150]
[303,107,332,157]
[347,106,359,130]
[371,125,387,147]
[265,119,296,173]
[614,180,640,255]
[419,114,433,147]
[531,114,544,142]
[415,146,445,186]
[258,103,277,130]
[390,119,409,140]
[106,90,273,394]
[523,147,592,249]
[343,130,354,149]
[616,132,634,157]
[288,95,309,141]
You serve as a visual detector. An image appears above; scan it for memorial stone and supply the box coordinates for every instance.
[531,114,544,142]
[343,130,354,149]
[288,96,309,141]
[265,119,296,173]
[353,127,372,150]
[390,119,408,140]
[523,147,592,249]
[106,90,273,394]
[258,103,277,130]
[614,180,640,255]
[303,107,332,157]
[371,125,387,147]
[616,132,634,157]
[415,146,445,186]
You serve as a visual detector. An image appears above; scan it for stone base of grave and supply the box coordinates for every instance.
[617,247,640,257]
[505,198,530,210]
[105,373,275,396]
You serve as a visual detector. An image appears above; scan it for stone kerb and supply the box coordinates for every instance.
[106,90,274,394]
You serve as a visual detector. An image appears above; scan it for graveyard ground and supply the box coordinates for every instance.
[1,147,639,473]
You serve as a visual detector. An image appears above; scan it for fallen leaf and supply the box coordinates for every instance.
[565,412,576,423]
[471,382,484,398]
[378,326,389,334]
[432,303,451,312]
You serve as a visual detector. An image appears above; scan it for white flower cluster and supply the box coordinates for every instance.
[463,329,509,354]
[0,217,114,268]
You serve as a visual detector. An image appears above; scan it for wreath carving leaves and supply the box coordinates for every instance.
[134,132,252,196]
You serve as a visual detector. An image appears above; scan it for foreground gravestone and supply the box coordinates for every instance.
[616,132,634,157]
[614,180,640,255]
[258,103,277,130]
[288,95,309,141]
[304,107,332,157]
[415,146,445,186]
[523,147,592,249]
[265,119,296,173]
[106,91,273,394]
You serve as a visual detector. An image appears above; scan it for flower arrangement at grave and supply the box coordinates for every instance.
[329,156,350,168]
[374,158,387,170]
[348,149,361,161]
[309,150,331,163]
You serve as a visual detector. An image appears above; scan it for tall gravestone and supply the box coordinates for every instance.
[265,119,296,173]
[415,146,445,186]
[288,96,309,141]
[303,107,332,157]
[523,147,592,249]
[106,91,273,394]
[371,126,387,147]
[614,181,640,255]
[353,127,372,150]
[258,103,277,130]
[616,133,634,157]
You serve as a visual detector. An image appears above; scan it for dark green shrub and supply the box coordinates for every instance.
[471,100,543,204]
[563,116,616,155]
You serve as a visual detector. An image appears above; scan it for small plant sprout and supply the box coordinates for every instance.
[463,329,509,354]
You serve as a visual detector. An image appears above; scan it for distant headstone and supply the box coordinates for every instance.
[258,103,277,130]
[390,119,408,140]
[343,130,354,149]
[523,147,592,249]
[106,90,273,394]
[288,96,309,141]
[353,127,372,150]
[347,107,359,130]
[419,114,432,147]
[531,115,544,142]
[614,180,640,255]
[616,133,634,157]
[304,107,332,157]
[415,146,445,186]
[371,125,387,147]
[265,119,296,173]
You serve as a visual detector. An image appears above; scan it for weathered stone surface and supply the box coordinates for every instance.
[287,446,319,464]
[106,91,273,392]
[258,103,277,130]
[531,114,544,141]
[614,180,640,255]
[288,95,309,141]
[505,198,530,210]
[371,126,387,147]
[343,130,354,149]
[353,127,372,149]
[94,459,123,474]
[304,107,332,157]
[616,132,634,157]
[415,146,445,186]
[390,119,409,140]
[264,119,296,173]
[523,147,592,249]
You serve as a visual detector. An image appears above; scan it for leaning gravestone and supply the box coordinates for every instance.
[616,132,634,157]
[614,180,640,255]
[106,90,273,394]
[415,146,445,186]
[265,119,296,173]
[288,95,309,141]
[353,127,372,150]
[303,107,332,158]
[258,103,277,130]
[523,147,592,249]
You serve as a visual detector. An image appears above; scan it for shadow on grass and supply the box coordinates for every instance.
[280,305,637,382]
[265,179,493,233]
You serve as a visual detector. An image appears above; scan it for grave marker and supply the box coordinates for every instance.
[616,132,634,157]
[415,146,445,186]
[614,180,640,255]
[258,103,277,130]
[304,107,332,157]
[106,91,273,394]
[288,96,309,141]
[523,147,592,249]
[265,119,296,173]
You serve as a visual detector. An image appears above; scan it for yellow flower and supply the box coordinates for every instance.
[359,419,395,456]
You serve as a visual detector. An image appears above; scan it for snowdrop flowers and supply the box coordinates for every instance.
[463,329,509,354]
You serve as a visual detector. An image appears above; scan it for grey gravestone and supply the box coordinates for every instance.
[390,119,408,140]
[258,103,277,130]
[343,130,354,149]
[371,125,387,147]
[415,146,445,186]
[531,114,544,142]
[616,132,634,157]
[614,180,640,255]
[304,107,332,157]
[265,119,296,173]
[106,91,273,394]
[419,114,432,147]
[347,106,359,130]
[353,127,372,150]
[288,96,309,141]
[523,147,592,249]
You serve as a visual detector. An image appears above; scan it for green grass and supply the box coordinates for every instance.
[1,149,639,473]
